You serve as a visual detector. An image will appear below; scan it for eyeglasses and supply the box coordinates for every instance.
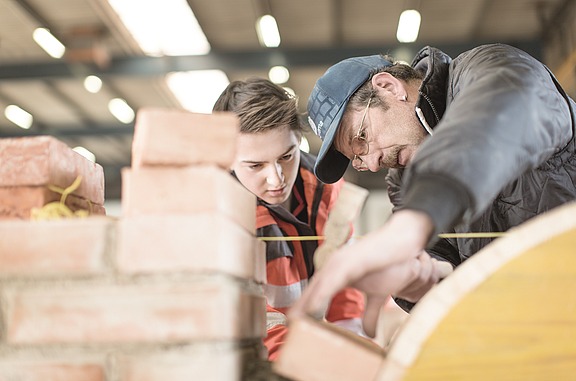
[351,97,372,171]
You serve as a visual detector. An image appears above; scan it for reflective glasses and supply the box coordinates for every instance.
[351,97,372,171]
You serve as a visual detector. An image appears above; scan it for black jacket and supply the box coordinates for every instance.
[387,43,576,269]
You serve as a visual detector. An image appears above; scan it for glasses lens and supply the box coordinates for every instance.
[351,137,368,156]
[352,155,369,171]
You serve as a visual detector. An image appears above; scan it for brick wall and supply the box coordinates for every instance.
[0,108,267,380]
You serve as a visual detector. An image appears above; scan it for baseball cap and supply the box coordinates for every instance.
[307,55,392,183]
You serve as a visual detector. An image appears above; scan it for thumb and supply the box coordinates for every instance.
[362,294,389,338]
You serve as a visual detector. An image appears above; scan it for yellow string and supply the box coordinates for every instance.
[30,176,90,221]
[257,232,506,241]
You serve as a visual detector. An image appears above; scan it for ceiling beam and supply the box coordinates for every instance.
[0,40,542,81]
[0,124,134,138]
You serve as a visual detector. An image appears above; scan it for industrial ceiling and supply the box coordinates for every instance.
[0,0,573,201]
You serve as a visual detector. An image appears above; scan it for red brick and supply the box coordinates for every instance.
[0,217,112,276]
[274,317,386,381]
[117,214,262,281]
[0,136,105,204]
[5,278,266,344]
[0,361,105,381]
[121,165,255,233]
[132,108,239,168]
[117,343,259,381]
[0,186,105,220]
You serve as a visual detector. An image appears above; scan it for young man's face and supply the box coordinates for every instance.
[335,93,428,172]
[232,125,301,205]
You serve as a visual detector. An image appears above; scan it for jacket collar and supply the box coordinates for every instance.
[411,46,452,131]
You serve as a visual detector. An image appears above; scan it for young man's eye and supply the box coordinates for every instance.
[249,164,262,170]
[280,154,293,161]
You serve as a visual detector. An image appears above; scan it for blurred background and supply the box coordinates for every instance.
[0,0,574,228]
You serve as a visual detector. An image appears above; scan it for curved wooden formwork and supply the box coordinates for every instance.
[378,201,576,381]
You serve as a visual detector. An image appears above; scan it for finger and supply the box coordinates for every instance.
[289,264,353,320]
[434,260,454,279]
[362,294,389,338]
[416,253,433,282]
[291,244,375,320]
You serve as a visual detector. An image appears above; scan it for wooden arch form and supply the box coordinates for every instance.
[379,201,576,380]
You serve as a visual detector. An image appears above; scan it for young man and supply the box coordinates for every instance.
[290,43,576,334]
[212,78,366,360]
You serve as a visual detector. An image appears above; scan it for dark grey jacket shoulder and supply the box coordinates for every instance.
[387,43,576,264]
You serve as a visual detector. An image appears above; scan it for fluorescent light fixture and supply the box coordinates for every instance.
[108,98,135,124]
[107,0,210,56]
[166,70,230,114]
[33,28,66,59]
[396,10,421,43]
[256,15,281,48]
[84,75,103,93]
[269,66,290,84]
[299,136,310,153]
[73,146,96,163]
[4,105,33,129]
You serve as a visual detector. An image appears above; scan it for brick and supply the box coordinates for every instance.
[132,108,239,168]
[0,217,113,277]
[274,317,386,381]
[121,165,255,233]
[0,136,105,204]
[0,186,106,220]
[117,343,260,381]
[117,214,262,281]
[0,361,105,381]
[5,277,266,344]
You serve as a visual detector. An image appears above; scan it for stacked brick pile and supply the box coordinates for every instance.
[0,136,106,219]
[0,108,267,380]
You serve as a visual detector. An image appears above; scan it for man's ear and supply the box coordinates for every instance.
[371,72,408,101]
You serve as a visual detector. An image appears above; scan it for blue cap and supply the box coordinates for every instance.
[307,55,392,183]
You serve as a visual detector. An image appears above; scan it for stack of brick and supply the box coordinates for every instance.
[0,108,267,381]
[0,136,106,219]
[119,108,267,378]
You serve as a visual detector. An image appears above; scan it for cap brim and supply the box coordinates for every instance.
[314,105,350,184]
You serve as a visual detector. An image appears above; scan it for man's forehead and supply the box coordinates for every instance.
[334,114,354,154]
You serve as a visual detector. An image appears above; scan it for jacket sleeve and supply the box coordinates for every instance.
[402,44,574,241]
[325,286,366,322]
[264,304,288,361]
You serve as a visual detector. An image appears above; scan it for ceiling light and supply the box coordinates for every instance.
[32,28,66,59]
[4,105,33,129]
[396,10,421,43]
[84,75,103,93]
[73,146,96,163]
[256,15,281,48]
[108,98,135,124]
[166,70,230,114]
[269,66,290,84]
[107,0,210,56]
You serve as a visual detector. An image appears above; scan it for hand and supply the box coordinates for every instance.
[289,210,435,321]
[359,253,454,337]
[393,252,453,303]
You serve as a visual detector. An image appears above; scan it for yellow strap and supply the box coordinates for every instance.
[30,176,90,221]
[257,232,506,241]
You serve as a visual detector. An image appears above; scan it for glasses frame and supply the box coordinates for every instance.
[351,97,372,171]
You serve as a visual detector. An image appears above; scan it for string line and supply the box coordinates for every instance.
[257,232,506,241]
